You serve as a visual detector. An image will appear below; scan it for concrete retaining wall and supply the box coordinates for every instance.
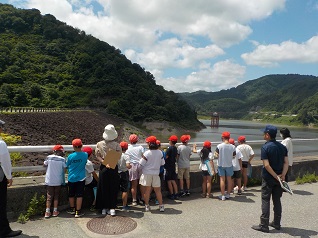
[7,158,318,218]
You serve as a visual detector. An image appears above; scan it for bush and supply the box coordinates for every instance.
[295,172,318,184]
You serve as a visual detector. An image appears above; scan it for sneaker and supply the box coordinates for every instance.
[75,210,84,218]
[251,224,269,233]
[201,193,206,198]
[186,190,190,196]
[52,211,59,217]
[230,190,234,194]
[167,194,175,200]
[174,194,180,200]
[179,191,186,197]
[145,205,150,212]
[121,205,130,212]
[110,209,116,216]
[90,205,96,212]
[102,209,108,215]
[233,185,238,192]
[132,200,138,206]
[159,205,164,212]
[237,189,242,195]
[218,195,226,201]
[242,186,248,191]
[44,211,51,218]
[269,221,281,230]
[66,208,75,215]
[225,193,230,199]
[139,199,145,205]
[206,193,213,198]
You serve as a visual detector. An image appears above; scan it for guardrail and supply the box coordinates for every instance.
[8,139,318,173]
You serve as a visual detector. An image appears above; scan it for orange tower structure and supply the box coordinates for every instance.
[211,112,219,127]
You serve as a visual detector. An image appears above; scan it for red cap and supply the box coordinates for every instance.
[169,135,178,142]
[146,136,157,143]
[72,138,83,147]
[120,141,129,150]
[180,135,191,143]
[229,138,235,145]
[156,140,161,145]
[203,141,212,148]
[222,131,230,138]
[238,136,246,142]
[82,146,93,156]
[53,145,64,151]
[129,134,138,143]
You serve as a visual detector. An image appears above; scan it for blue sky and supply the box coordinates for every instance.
[2,0,318,93]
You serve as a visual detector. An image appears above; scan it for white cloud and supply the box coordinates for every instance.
[241,36,318,67]
[10,0,287,92]
[155,60,246,93]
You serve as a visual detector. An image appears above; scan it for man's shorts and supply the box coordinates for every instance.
[178,167,190,179]
[119,171,130,192]
[242,161,249,168]
[232,170,242,179]
[139,174,161,187]
[129,163,142,181]
[68,180,85,197]
[165,169,177,181]
[218,166,234,177]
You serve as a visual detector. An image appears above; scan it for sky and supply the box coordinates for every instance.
[2,0,318,93]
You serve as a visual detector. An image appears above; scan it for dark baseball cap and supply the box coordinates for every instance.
[261,125,277,137]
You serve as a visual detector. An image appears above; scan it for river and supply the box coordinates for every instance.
[191,120,318,159]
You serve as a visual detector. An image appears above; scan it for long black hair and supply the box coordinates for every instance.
[280,128,291,139]
[200,147,211,163]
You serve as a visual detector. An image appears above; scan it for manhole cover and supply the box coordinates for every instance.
[87,216,137,235]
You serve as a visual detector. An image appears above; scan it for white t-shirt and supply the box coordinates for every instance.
[196,149,213,171]
[118,153,130,173]
[85,160,95,185]
[44,154,66,186]
[177,144,192,168]
[126,144,145,164]
[232,148,243,171]
[237,144,254,162]
[140,149,165,175]
[0,139,12,180]
[281,137,293,166]
[216,143,236,167]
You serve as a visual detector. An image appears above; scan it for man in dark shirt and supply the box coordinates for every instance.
[252,125,288,233]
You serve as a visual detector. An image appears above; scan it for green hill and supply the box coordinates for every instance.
[0,3,202,129]
[180,74,318,125]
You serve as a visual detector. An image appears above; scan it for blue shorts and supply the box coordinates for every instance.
[218,166,234,177]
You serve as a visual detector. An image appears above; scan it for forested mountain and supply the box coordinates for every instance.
[0,4,202,129]
[180,74,318,125]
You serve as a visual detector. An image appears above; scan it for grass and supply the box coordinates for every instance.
[295,172,318,184]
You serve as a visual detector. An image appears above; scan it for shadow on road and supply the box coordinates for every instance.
[292,189,314,196]
[272,227,318,238]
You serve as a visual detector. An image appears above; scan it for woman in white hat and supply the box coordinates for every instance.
[95,124,122,216]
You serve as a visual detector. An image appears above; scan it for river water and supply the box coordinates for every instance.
[191,120,318,159]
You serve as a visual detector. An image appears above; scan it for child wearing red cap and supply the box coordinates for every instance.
[66,138,88,217]
[193,141,216,198]
[43,145,67,218]
[237,135,255,191]
[139,136,165,212]
[126,134,145,206]
[177,135,192,196]
[164,135,179,200]
[215,132,236,201]
[118,142,131,211]
[82,146,99,211]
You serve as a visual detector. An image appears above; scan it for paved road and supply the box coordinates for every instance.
[10,182,318,238]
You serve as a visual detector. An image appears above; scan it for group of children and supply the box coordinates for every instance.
[43,131,255,217]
